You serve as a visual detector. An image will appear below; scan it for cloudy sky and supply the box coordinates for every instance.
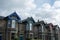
[0,0,60,26]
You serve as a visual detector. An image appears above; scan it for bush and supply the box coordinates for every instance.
[15,38,19,40]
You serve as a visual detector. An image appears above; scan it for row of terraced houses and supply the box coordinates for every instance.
[0,12,60,40]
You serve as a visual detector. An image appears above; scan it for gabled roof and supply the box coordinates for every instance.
[33,20,46,26]
[0,16,5,20]
[20,17,35,23]
[5,12,21,20]
[26,17,35,23]
[54,25,59,28]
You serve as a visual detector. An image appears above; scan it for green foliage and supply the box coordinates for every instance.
[14,35,19,40]
[14,33,19,40]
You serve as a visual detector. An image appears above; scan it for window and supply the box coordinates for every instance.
[8,20,11,28]
[39,33,42,39]
[20,34,24,40]
[30,23,32,30]
[11,33,15,40]
[26,23,32,31]
[12,20,16,28]
[41,24,44,32]
[26,24,29,31]
[39,26,42,32]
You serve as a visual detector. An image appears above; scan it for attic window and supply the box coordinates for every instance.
[12,16,16,19]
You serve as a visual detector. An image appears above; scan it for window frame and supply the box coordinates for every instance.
[8,20,11,28]
[11,20,16,28]
[29,23,32,31]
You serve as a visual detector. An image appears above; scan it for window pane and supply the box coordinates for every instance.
[8,20,11,28]
[12,20,15,28]
[26,24,29,30]
[30,23,32,30]
[39,27,42,32]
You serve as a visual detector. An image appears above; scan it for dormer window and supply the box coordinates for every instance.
[12,20,16,28]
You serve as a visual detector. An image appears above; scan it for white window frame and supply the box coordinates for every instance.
[30,23,32,30]
[12,20,16,28]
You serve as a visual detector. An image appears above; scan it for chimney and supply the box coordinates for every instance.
[38,20,39,22]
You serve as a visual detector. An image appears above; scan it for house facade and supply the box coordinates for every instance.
[33,21,60,40]
[0,12,21,40]
[0,12,60,40]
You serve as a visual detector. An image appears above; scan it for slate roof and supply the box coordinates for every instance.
[0,12,21,21]
[20,17,35,23]
[0,16,5,20]
[33,20,46,26]
[5,12,21,20]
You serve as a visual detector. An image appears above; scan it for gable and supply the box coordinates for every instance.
[5,12,21,21]
[20,17,35,24]
[27,17,35,23]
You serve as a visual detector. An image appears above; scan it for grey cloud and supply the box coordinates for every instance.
[0,0,60,27]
